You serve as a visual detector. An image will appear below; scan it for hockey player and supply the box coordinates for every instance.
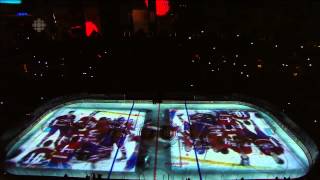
[175,113,193,152]
[81,117,114,166]
[207,111,254,165]
[98,117,130,161]
[206,112,233,154]
[124,134,141,170]
[250,120,285,164]
[39,111,76,147]
[20,140,54,167]
[49,136,82,168]
[72,112,114,165]
[228,111,284,165]
[207,125,230,154]
[94,117,112,142]
[177,112,212,154]
[231,111,251,120]
[222,112,254,165]
[113,117,130,161]
[189,113,215,154]
[74,111,99,129]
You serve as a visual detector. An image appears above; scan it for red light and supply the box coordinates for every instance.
[85,21,99,37]
[145,0,170,17]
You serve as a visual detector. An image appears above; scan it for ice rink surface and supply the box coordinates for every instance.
[5,100,312,179]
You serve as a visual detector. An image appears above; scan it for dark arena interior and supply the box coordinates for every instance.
[0,0,320,180]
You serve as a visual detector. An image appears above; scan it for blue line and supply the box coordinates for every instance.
[107,101,135,179]
[153,103,161,180]
[184,101,203,180]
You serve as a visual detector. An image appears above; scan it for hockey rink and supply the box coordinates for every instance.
[5,100,314,179]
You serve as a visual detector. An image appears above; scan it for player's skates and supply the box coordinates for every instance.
[240,154,250,166]
[116,155,127,161]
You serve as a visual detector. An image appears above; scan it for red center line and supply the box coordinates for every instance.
[153,103,161,180]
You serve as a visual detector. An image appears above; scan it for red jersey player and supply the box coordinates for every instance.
[20,140,54,167]
[75,111,99,129]
[49,136,82,168]
[39,111,76,147]
[207,111,254,165]
[250,119,285,164]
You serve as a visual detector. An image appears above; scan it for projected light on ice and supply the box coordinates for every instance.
[6,104,146,173]
[169,110,291,169]
[5,99,316,179]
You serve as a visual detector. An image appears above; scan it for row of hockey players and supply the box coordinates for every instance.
[16,111,138,170]
[170,110,285,166]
